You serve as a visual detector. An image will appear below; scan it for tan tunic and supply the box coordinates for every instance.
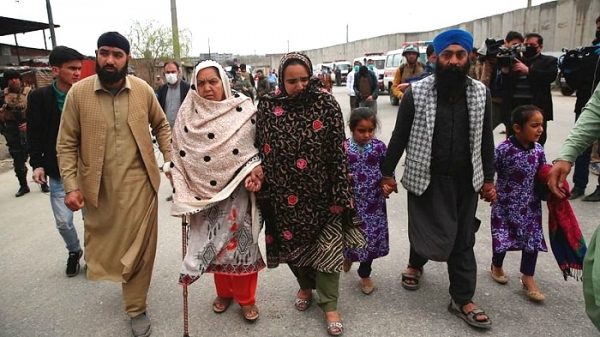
[58,75,171,282]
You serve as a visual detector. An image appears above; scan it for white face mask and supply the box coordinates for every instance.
[165,73,178,85]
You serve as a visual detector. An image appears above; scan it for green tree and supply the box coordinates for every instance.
[127,20,192,86]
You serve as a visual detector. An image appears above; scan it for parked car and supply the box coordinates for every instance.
[383,42,430,105]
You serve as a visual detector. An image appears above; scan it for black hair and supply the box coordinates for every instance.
[596,15,600,23]
[525,33,543,45]
[426,44,435,57]
[3,69,22,80]
[49,46,84,67]
[240,63,247,71]
[505,31,524,43]
[349,107,379,131]
[511,104,543,128]
[282,59,310,77]
[164,60,180,70]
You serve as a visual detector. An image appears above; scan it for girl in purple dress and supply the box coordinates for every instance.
[491,105,548,302]
[343,107,389,295]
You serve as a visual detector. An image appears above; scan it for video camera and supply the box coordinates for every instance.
[484,38,526,68]
[559,45,600,90]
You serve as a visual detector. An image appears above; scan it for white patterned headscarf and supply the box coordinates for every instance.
[170,60,258,215]
[192,60,232,99]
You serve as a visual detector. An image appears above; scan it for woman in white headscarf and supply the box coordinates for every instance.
[168,60,264,322]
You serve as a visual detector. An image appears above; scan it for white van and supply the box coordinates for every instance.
[383,42,430,105]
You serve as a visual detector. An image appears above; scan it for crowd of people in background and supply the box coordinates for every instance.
[1,15,600,337]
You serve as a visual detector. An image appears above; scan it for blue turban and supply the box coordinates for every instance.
[432,28,473,55]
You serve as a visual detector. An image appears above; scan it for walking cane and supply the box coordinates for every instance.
[181,215,190,337]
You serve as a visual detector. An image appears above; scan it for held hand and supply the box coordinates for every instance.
[32,167,47,184]
[479,182,497,203]
[380,176,398,198]
[365,95,374,102]
[250,165,264,183]
[64,190,85,211]
[18,122,27,132]
[548,161,572,199]
[244,175,262,192]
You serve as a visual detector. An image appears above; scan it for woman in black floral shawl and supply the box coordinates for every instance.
[256,52,364,336]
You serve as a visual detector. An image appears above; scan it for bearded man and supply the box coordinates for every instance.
[57,32,171,337]
[381,28,495,330]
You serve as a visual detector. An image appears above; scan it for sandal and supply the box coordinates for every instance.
[326,321,343,336]
[401,266,422,290]
[325,311,343,336]
[241,304,259,322]
[294,289,313,311]
[212,297,232,313]
[360,277,375,295]
[448,299,492,330]
[521,278,545,302]
[490,264,508,285]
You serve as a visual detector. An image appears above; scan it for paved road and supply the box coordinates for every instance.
[0,86,598,337]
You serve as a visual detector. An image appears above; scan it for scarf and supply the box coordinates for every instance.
[537,164,587,280]
[171,60,259,216]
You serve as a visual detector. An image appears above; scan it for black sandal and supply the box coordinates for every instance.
[401,266,422,290]
[448,299,492,330]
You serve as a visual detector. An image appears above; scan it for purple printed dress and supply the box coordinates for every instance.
[491,138,548,254]
[344,138,389,262]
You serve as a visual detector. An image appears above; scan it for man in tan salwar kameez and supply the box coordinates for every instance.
[57,32,171,337]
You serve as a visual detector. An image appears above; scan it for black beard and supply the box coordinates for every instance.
[434,60,470,99]
[96,61,128,85]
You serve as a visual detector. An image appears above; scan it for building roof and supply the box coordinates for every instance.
[0,16,60,36]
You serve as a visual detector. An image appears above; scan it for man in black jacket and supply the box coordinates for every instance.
[156,60,190,128]
[499,32,557,145]
[27,46,84,277]
[569,16,600,201]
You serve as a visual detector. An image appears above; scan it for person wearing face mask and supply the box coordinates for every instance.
[157,61,190,201]
[353,64,379,114]
[480,31,524,135]
[498,32,557,145]
[346,61,362,109]
[157,60,190,128]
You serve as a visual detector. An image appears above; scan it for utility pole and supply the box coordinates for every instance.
[46,0,57,48]
[287,40,289,53]
[527,0,532,7]
[170,0,181,63]
[208,37,211,59]
[346,24,348,43]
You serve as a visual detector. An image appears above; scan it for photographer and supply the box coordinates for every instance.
[498,33,558,145]
[566,15,600,201]
[0,70,31,197]
[480,31,524,134]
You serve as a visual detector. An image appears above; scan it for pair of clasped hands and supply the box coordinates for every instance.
[379,176,497,203]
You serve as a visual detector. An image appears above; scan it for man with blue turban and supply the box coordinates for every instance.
[381,28,495,329]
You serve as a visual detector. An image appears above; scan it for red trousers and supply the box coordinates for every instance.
[213,273,258,306]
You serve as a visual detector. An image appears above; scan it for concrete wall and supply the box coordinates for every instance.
[254,0,598,67]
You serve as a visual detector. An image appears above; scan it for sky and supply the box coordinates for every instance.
[1,0,556,57]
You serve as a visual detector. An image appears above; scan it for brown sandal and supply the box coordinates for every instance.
[212,297,232,313]
[241,304,259,322]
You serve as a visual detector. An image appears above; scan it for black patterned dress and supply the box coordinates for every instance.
[256,78,363,273]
